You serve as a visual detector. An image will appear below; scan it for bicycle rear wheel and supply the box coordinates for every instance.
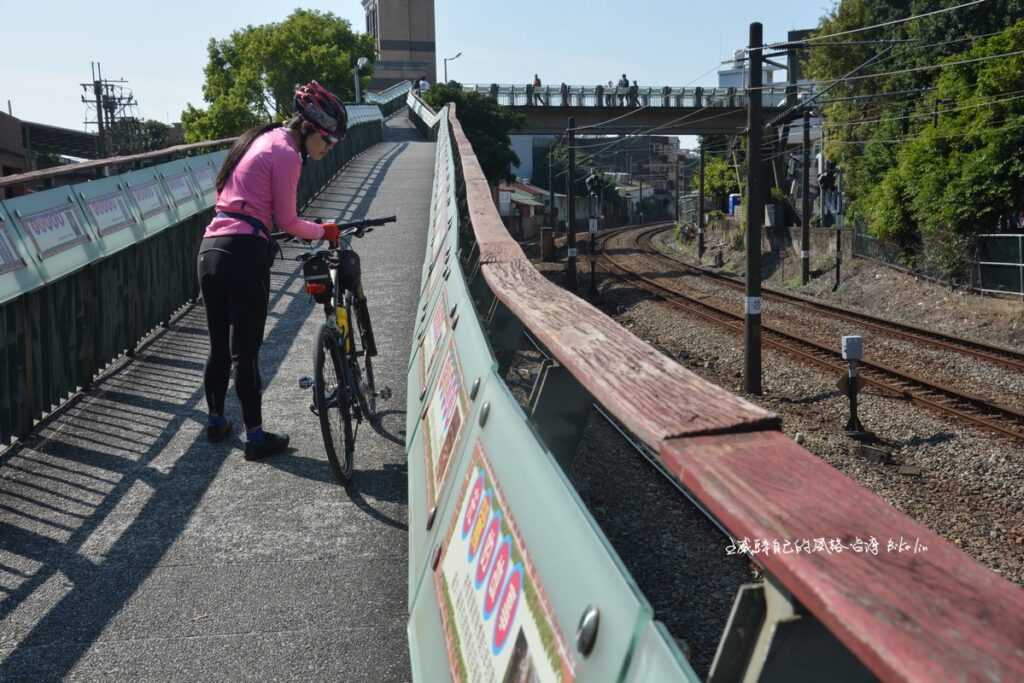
[314,324,354,484]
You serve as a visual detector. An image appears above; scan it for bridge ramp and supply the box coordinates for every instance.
[0,115,432,680]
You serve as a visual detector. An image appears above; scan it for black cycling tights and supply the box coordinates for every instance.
[197,235,272,429]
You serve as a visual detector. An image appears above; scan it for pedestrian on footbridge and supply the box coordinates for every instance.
[532,74,544,105]
[617,74,629,106]
[197,81,346,460]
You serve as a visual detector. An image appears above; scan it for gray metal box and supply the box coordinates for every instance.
[842,335,863,361]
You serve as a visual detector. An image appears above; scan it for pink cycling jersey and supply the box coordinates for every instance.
[204,127,325,241]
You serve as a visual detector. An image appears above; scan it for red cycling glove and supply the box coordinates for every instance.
[321,222,340,242]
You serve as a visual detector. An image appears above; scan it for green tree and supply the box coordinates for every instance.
[807,0,1024,231]
[704,155,739,210]
[181,9,375,141]
[422,82,525,184]
[864,21,1024,274]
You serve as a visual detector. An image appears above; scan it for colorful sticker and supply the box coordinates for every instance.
[87,192,135,235]
[129,181,168,219]
[0,220,25,275]
[429,206,449,258]
[422,235,448,298]
[419,291,450,385]
[21,207,88,258]
[192,165,216,193]
[435,444,575,683]
[422,341,469,507]
[164,174,194,204]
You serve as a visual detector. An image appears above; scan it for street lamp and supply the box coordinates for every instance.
[353,56,369,103]
[443,52,462,84]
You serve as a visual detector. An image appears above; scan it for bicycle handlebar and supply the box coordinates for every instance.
[273,215,397,243]
[337,215,397,230]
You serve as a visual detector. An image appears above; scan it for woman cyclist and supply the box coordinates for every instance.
[198,81,345,460]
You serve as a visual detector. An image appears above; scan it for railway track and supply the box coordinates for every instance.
[597,225,1024,442]
[639,226,1024,374]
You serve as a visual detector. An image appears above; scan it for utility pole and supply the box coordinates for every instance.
[744,21,764,396]
[698,144,705,260]
[567,117,578,293]
[639,179,644,223]
[834,167,843,291]
[674,155,680,224]
[548,144,555,227]
[801,109,811,285]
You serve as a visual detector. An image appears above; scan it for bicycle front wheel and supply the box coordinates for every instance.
[314,324,354,484]
[352,295,377,417]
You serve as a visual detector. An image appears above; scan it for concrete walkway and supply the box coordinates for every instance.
[0,115,432,680]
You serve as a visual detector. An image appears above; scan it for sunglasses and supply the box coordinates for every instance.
[321,133,339,147]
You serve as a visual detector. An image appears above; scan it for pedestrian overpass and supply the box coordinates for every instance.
[459,82,803,134]
[0,82,1021,681]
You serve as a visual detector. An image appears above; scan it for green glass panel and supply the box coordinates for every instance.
[120,167,178,235]
[0,202,44,304]
[409,369,655,682]
[621,620,700,682]
[157,158,204,220]
[70,175,146,257]
[2,185,103,286]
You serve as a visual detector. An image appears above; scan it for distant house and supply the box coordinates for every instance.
[0,112,28,198]
[499,181,549,240]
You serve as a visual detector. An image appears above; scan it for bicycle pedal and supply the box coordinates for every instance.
[308,403,319,416]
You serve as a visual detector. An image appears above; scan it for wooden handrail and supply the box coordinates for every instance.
[445,105,1024,681]
[0,137,236,189]
[662,430,1024,681]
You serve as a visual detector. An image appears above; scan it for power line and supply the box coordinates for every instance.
[795,0,989,45]
[566,105,651,133]
[553,107,742,177]
[565,58,730,134]
[820,47,1024,87]
[818,86,936,105]
[821,88,1024,130]
[826,113,1024,144]
[750,29,1012,93]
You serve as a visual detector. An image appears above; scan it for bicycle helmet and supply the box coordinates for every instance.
[294,81,347,141]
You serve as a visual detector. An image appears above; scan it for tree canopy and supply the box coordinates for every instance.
[806,1,1024,273]
[704,155,739,210]
[181,9,375,141]
[421,82,525,184]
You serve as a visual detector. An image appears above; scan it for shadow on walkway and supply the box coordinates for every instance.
[0,128,417,679]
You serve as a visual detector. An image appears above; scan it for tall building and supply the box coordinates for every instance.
[362,0,437,90]
[717,49,778,89]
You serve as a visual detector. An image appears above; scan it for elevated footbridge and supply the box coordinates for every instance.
[459,82,805,134]
[0,83,1021,681]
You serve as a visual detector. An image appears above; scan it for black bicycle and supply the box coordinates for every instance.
[295,215,396,484]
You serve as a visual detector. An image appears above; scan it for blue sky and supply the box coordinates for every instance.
[1,1,830,130]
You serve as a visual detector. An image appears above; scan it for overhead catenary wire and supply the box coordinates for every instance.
[749,31,1017,93]
[825,112,1024,144]
[761,0,989,49]
[820,88,1024,130]
[814,48,1024,88]
[552,107,743,179]
[564,58,731,134]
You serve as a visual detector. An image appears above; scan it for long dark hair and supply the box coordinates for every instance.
[215,117,312,193]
